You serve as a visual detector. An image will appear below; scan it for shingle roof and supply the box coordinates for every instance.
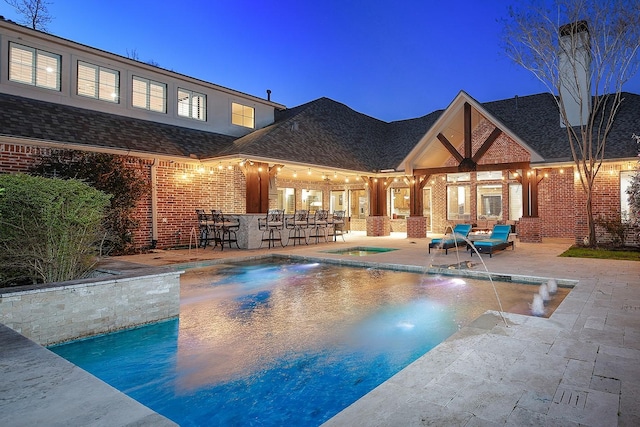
[1,91,638,170]
[482,92,640,162]
[222,97,389,171]
[0,93,236,158]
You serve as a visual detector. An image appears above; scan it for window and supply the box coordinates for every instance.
[77,61,119,102]
[423,187,432,232]
[9,42,61,90]
[350,189,368,219]
[477,171,502,181]
[447,172,470,183]
[302,189,323,212]
[447,184,470,220]
[277,188,295,214]
[232,102,255,128]
[178,89,206,120]
[132,76,166,112]
[477,184,502,219]
[330,190,346,212]
[390,187,410,219]
[621,171,635,222]
[509,183,523,220]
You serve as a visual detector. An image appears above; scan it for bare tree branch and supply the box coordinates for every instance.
[4,0,53,31]
[501,0,640,246]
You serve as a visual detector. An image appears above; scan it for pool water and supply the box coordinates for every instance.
[50,259,569,426]
[322,246,398,256]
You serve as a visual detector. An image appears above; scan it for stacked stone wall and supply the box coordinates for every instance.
[0,270,181,346]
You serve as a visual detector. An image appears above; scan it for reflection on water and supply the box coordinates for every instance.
[51,259,569,426]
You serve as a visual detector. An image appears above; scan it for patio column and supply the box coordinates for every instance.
[519,169,543,243]
[244,161,270,213]
[364,176,390,236]
[407,174,430,238]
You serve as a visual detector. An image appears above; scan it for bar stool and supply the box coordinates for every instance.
[195,209,216,247]
[211,210,240,251]
[308,209,329,243]
[329,210,346,242]
[285,210,309,246]
[258,209,285,248]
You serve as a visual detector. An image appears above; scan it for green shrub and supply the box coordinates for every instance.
[0,174,111,286]
[29,151,150,254]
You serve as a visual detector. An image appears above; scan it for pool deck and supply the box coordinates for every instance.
[2,232,639,426]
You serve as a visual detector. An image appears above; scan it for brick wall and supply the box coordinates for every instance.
[2,141,635,247]
[407,216,427,238]
[539,168,575,239]
[366,215,390,236]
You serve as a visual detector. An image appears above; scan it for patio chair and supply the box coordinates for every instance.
[258,209,285,248]
[328,210,346,242]
[211,210,240,251]
[469,224,514,257]
[428,223,472,254]
[285,210,309,246]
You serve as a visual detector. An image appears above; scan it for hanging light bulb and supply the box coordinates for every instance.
[293,171,297,178]
[307,168,312,175]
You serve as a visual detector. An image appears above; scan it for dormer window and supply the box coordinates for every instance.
[132,76,166,112]
[9,42,61,91]
[77,61,120,103]
[177,89,206,121]
[232,102,255,128]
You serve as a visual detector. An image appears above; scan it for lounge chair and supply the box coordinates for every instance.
[429,223,472,254]
[470,224,514,257]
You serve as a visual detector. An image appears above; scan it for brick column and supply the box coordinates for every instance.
[406,216,427,238]
[366,216,390,236]
[518,217,542,243]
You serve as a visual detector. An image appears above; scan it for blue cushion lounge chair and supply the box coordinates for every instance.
[428,223,472,254]
[470,224,514,257]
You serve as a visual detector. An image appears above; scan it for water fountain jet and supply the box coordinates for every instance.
[547,278,558,294]
[539,283,550,302]
[530,294,545,316]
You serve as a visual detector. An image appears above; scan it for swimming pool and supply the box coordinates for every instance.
[50,258,569,426]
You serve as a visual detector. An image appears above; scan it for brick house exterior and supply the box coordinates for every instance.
[1,18,639,250]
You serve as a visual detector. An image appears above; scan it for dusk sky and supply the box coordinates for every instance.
[3,0,640,122]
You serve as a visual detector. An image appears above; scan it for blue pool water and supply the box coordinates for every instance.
[50,259,561,426]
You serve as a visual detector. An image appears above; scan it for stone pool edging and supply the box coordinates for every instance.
[0,267,182,346]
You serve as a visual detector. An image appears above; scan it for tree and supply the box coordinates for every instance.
[4,0,53,31]
[502,0,640,246]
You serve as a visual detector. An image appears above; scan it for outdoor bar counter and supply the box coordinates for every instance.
[234,213,270,249]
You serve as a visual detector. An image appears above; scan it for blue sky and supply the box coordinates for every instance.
[3,0,639,122]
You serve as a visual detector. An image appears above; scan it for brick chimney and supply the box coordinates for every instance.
[558,20,591,128]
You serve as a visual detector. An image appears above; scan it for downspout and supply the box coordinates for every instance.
[150,158,159,249]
